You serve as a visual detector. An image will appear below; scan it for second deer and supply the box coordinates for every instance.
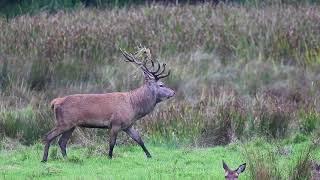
[223,160,246,180]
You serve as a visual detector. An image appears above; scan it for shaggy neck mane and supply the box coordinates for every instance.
[129,84,157,119]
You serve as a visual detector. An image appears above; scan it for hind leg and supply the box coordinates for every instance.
[58,127,75,158]
[42,126,73,162]
[108,126,120,159]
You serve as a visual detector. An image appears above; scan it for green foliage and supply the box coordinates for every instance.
[243,139,319,180]
[245,150,282,180]
[0,58,9,91]
[28,59,51,90]
[291,134,308,144]
[1,0,320,19]
[299,111,320,135]
[0,0,82,18]
[67,155,84,164]
[289,145,314,180]
[258,111,290,139]
[49,147,60,160]
[0,106,52,145]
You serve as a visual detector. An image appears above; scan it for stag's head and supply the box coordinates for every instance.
[223,161,246,180]
[120,47,175,103]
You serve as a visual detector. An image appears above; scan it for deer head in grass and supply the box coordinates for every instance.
[223,161,246,180]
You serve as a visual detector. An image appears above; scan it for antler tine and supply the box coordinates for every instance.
[133,45,147,58]
[146,60,171,80]
[120,48,155,79]
[133,47,141,56]
[150,58,154,67]
[120,48,144,66]
[149,61,161,74]
[156,70,170,80]
[120,47,171,80]
[155,63,166,76]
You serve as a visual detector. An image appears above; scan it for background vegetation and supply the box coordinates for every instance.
[0,0,320,179]
[1,0,320,18]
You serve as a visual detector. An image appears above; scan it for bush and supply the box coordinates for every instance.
[258,111,290,139]
[244,144,282,180]
[0,106,53,145]
[28,59,51,90]
[299,111,320,135]
[0,57,9,91]
[289,144,314,180]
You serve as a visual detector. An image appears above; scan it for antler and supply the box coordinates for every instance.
[120,47,170,81]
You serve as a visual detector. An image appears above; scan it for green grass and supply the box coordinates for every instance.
[0,138,319,179]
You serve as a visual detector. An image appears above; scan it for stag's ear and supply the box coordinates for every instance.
[223,160,230,171]
[236,163,246,174]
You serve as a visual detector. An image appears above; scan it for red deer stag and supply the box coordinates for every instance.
[42,47,175,162]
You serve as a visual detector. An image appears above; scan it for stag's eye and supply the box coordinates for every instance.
[159,84,164,87]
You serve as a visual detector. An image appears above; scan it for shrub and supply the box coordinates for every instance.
[0,106,53,145]
[299,111,320,135]
[258,110,290,139]
[0,57,9,91]
[244,144,282,180]
[28,59,51,91]
[289,144,314,180]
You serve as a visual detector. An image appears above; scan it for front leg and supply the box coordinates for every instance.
[124,127,151,158]
[109,126,120,159]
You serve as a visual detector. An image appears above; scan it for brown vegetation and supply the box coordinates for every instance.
[0,3,320,146]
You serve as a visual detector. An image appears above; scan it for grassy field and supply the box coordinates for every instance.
[0,137,319,179]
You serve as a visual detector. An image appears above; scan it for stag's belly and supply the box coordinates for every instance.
[78,119,112,129]
[79,124,110,129]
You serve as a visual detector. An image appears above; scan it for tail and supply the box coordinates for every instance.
[50,99,56,110]
[44,98,64,144]
[49,98,64,120]
[50,97,64,110]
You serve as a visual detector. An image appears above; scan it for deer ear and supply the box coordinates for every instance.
[315,163,320,171]
[222,160,230,171]
[236,163,246,174]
